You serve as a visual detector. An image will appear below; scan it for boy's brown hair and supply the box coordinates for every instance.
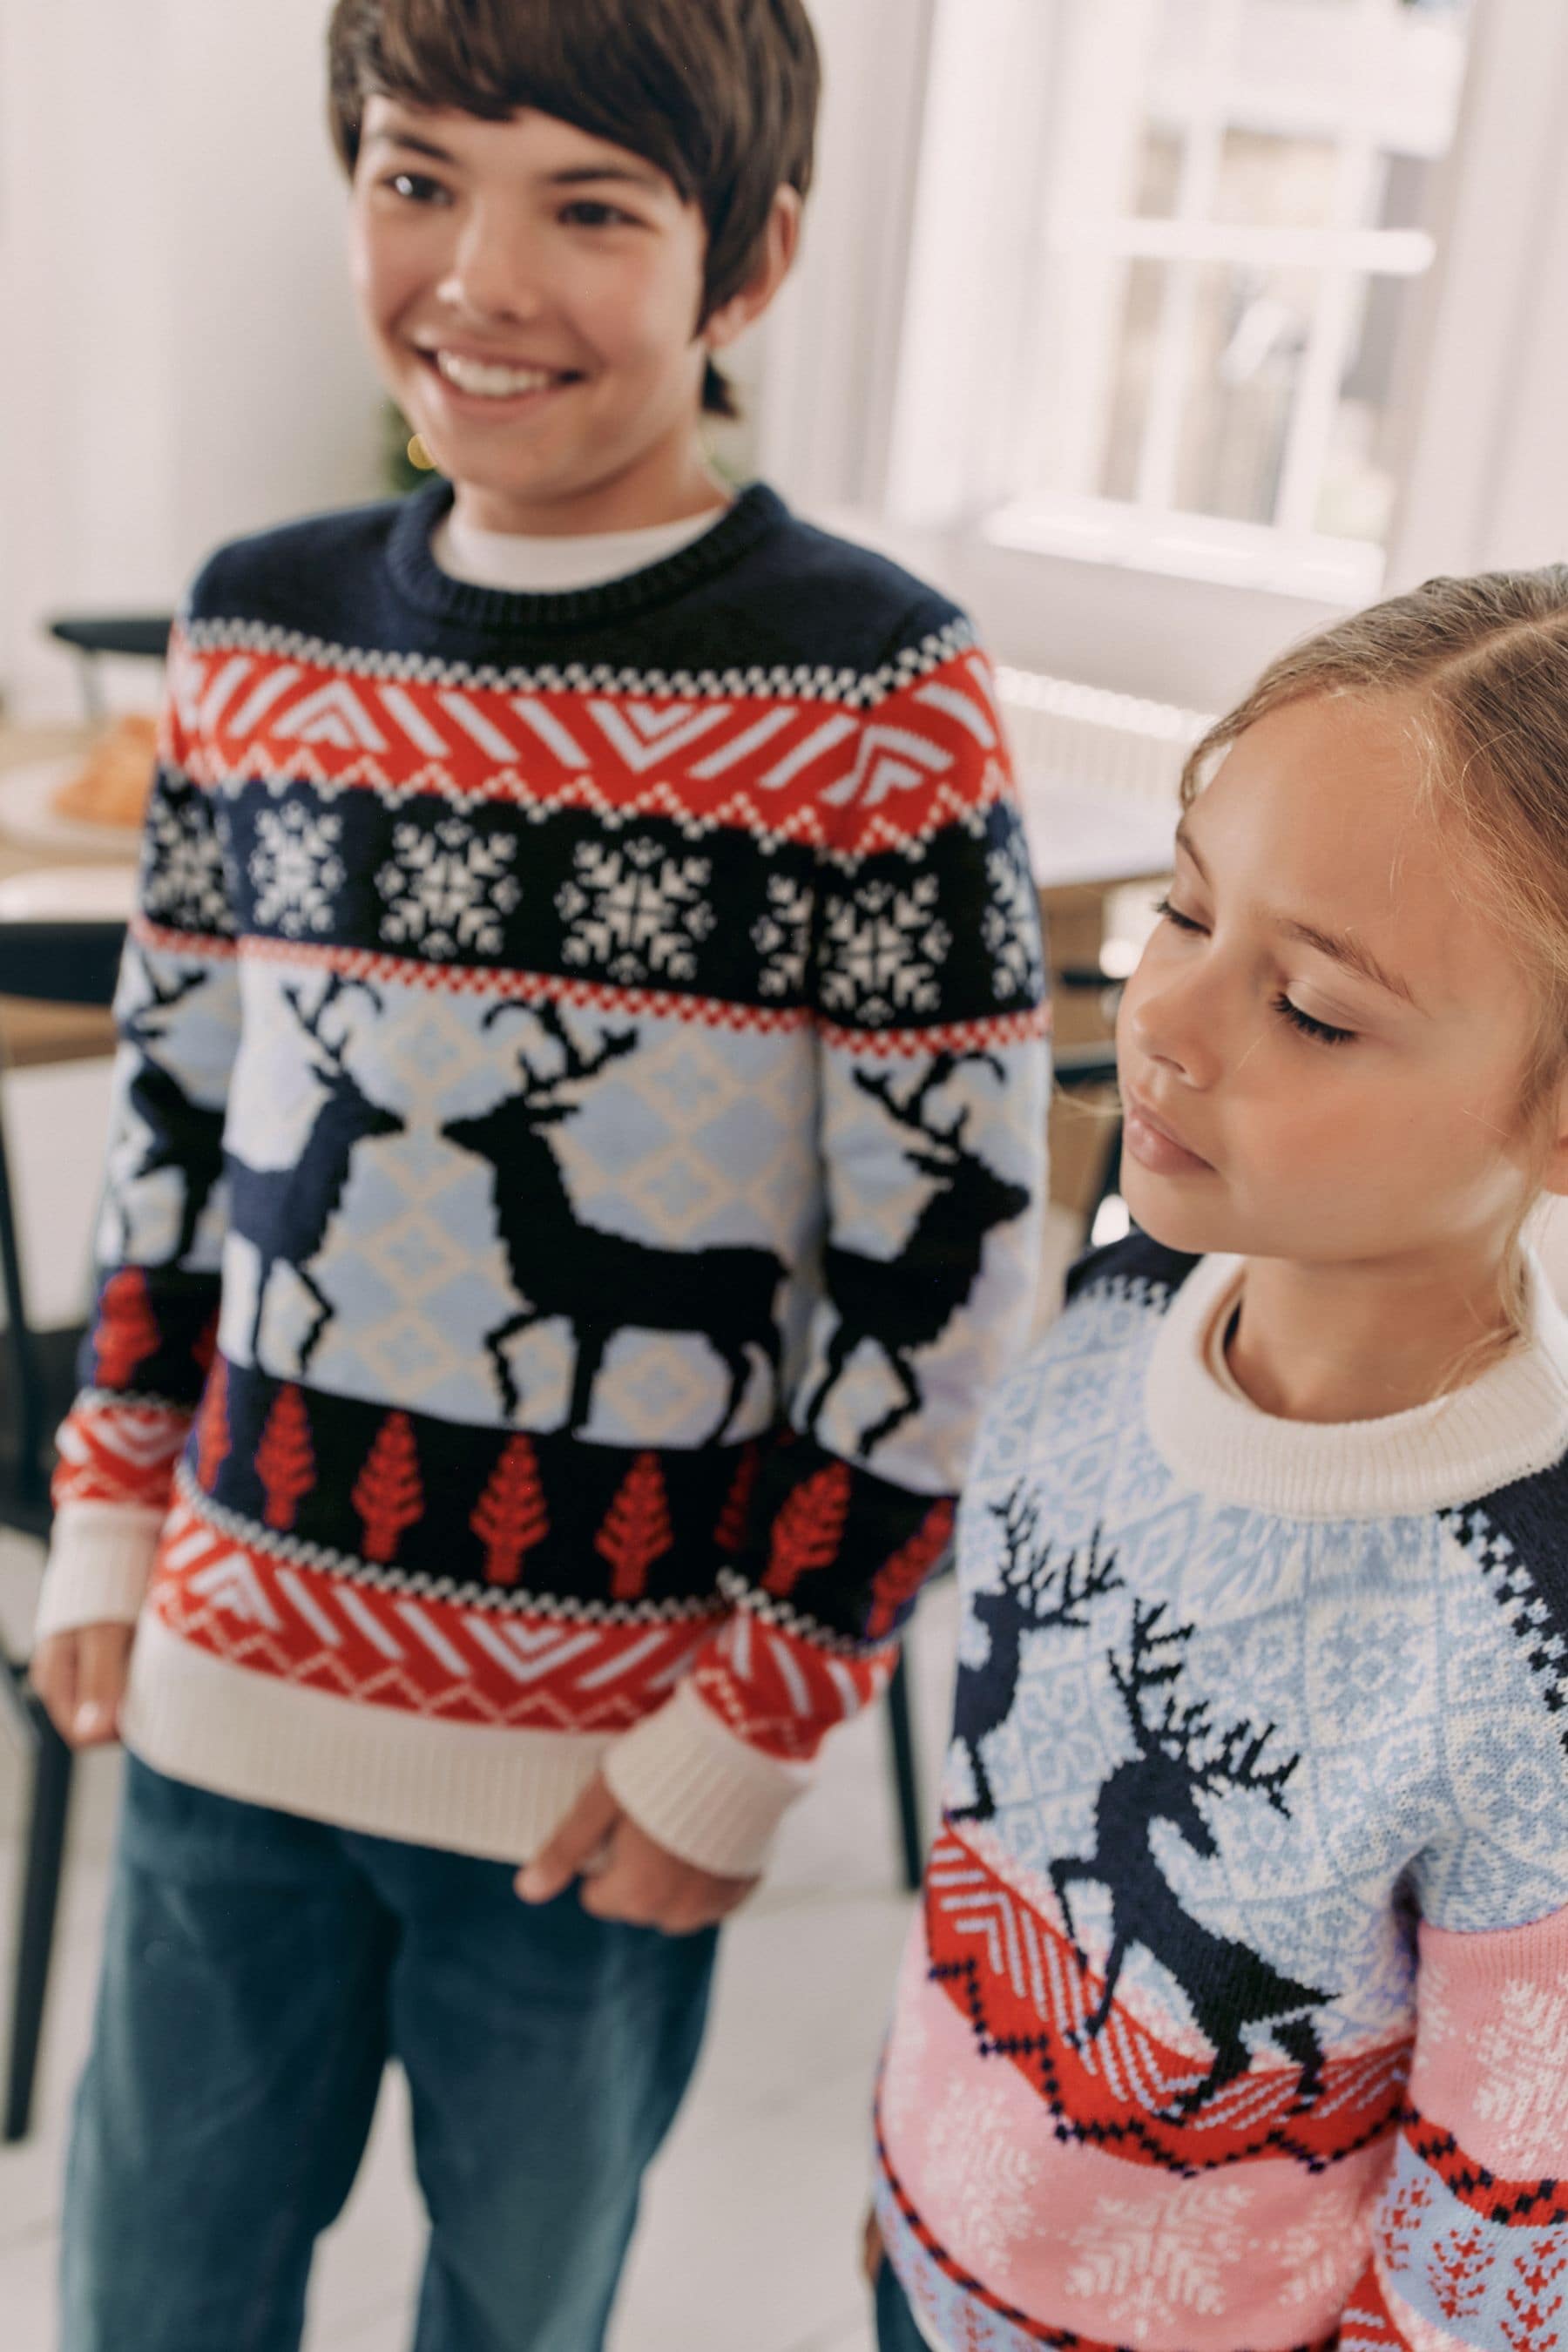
[326,0,821,418]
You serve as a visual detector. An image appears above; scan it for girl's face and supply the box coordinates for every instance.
[1117,691,1551,1272]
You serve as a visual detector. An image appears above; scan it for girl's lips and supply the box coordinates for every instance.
[1122,1090,1214,1177]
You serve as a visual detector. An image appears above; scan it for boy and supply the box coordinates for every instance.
[33,3,1050,2345]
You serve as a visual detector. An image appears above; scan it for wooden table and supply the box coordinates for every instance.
[0,727,136,1068]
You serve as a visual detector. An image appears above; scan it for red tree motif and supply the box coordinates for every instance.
[865,1499,955,1639]
[471,1435,550,1585]
[1429,2227,1494,2323]
[596,1452,673,1601]
[93,1269,160,1389]
[714,1443,761,1554]
[1381,2173,1432,2268]
[762,1462,853,1598]
[352,1411,423,1564]
[255,1384,315,1531]
[194,1359,230,1489]
[1503,2240,1568,2352]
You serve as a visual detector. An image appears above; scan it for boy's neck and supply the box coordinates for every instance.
[1225,1245,1519,1423]
[451,441,731,540]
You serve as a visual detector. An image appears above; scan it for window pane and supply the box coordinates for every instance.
[1134,125,1186,220]
[1173,261,1317,525]
[1315,270,1420,543]
[1213,131,1342,228]
[1098,260,1167,504]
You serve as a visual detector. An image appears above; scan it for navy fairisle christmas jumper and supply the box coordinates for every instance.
[37,482,1050,1873]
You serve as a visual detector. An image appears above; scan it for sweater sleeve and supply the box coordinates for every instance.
[1341,1904,1568,2349]
[605,621,1051,1874]
[36,623,243,1640]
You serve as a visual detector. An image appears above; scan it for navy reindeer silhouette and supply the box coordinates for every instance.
[112,960,227,1264]
[442,1002,787,1436]
[1050,1599,1331,2119]
[227,974,403,1373]
[803,1053,1031,1456]
[951,1490,1124,1821]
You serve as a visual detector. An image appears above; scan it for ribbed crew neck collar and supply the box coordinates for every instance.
[1146,1252,1568,1519]
[385,478,787,632]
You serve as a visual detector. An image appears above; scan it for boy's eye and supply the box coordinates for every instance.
[559,199,637,230]
[383,171,451,206]
[1274,996,1355,1046]
[1153,895,1205,936]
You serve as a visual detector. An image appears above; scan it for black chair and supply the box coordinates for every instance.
[0,919,125,2142]
[882,1018,1122,1892]
[46,616,174,723]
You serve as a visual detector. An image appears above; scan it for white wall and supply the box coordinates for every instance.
[0,0,383,720]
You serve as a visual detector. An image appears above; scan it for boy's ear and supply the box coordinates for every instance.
[704,188,803,356]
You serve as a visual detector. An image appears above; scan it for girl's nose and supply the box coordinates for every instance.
[1119,960,1221,1090]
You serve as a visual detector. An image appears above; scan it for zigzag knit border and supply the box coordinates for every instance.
[129,915,1050,1058]
[180,615,978,710]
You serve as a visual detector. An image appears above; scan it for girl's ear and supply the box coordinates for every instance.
[704,187,803,355]
[1538,1067,1568,1199]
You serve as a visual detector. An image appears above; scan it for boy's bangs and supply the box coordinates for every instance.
[332,0,714,206]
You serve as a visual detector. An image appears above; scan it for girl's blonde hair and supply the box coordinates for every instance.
[1181,565,1568,1356]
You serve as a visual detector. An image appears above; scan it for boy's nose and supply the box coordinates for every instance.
[437,207,548,327]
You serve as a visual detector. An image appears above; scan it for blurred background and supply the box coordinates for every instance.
[1,3,1566,2346]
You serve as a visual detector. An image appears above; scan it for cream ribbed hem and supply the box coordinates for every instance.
[1146,1250,1568,1519]
[34,1504,164,1641]
[122,1612,612,1863]
[604,1679,812,1878]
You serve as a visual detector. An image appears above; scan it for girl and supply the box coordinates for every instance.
[871,570,1568,2351]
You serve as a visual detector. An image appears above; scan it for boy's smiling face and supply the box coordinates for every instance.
[350,98,774,535]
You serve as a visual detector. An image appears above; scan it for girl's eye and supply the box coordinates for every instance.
[1153,896,1205,935]
[1274,995,1355,1046]
[383,172,450,206]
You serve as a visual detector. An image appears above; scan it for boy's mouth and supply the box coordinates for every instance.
[421,348,581,402]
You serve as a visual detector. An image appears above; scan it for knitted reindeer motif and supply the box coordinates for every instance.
[950,1490,1123,1821]
[1049,1598,1331,2119]
[113,961,227,1264]
[803,1053,1030,1456]
[442,1003,787,1436]
[227,974,404,1373]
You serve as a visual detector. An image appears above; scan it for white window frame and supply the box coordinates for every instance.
[759,0,1568,704]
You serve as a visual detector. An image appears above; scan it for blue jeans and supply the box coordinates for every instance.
[62,1756,717,2352]
[875,2255,930,2351]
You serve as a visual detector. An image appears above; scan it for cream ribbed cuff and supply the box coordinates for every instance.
[603,1679,814,1879]
[33,1504,164,1642]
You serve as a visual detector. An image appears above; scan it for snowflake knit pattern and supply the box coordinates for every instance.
[876,1233,1568,2352]
[38,482,1050,1876]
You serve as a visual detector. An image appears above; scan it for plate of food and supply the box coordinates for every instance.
[0,714,158,849]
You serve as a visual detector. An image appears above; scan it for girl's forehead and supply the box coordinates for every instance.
[1195,697,1528,1020]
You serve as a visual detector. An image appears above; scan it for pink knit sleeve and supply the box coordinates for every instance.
[1341,1904,1568,2349]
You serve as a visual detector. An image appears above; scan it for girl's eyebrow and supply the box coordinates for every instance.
[1279,919,1416,1007]
[1174,821,1417,1007]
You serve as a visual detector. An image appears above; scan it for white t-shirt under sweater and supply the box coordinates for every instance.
[430,503,728,593]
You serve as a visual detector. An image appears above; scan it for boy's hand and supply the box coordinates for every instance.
[516,1775,756,1935]
[30,1622,135,1747]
